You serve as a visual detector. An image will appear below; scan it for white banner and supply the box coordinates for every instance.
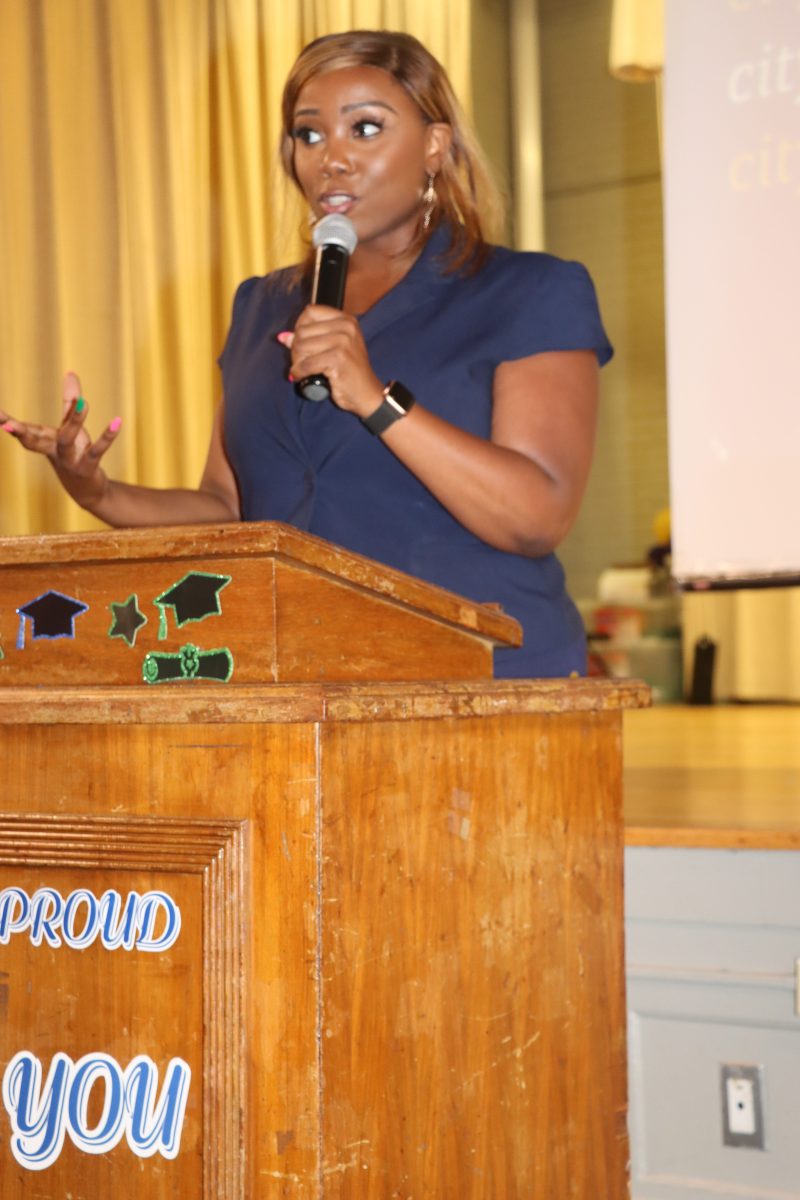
[664,0,800,583]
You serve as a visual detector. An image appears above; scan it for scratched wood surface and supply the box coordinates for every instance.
[319,710,629,1197]
[0,683,642,1197]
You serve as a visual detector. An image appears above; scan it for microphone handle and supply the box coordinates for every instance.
[313,244,348,307]
[295,243,349,402]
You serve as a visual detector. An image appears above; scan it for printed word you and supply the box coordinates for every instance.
[0,887,181,952]
[2,1051,191,1170]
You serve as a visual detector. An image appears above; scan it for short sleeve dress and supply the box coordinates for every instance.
[219,224,612,678]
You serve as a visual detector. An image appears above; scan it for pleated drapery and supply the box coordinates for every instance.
[0,1,472,535]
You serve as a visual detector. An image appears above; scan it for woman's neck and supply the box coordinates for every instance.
[342,240,422,316]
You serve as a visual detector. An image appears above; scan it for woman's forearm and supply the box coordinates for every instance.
[381,406,570,556]
[85,477,240,528]
[376,351,598,556]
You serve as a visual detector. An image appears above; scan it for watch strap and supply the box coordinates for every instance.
[361,380,416,435]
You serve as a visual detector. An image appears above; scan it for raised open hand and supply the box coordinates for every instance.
[1,372,122,509]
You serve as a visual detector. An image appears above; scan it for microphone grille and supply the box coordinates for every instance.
[311,213,358,255]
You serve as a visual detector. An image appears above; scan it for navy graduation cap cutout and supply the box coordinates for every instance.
[154,571,231,639]
[108,594,147,648]
[16,590,89,649]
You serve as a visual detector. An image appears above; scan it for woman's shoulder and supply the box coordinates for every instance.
[478,243,597,296]
[231,265,304,310]
[219,266,306,366]
[224,267,308,343]
[463,243,612,364]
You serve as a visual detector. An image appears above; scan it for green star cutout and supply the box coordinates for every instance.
[108,594,148,648]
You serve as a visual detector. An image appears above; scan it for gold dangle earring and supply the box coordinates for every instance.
[422,172,437,231]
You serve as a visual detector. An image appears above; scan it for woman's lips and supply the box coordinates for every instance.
[319,193,357,215]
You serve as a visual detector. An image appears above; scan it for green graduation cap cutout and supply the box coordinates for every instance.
[154,572,231,640]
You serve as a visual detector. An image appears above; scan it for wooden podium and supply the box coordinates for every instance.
[0,523,647,1198]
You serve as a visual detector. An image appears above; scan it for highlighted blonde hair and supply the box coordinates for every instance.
[279,30,504,273]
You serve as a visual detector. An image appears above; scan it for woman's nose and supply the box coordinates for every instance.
[321,134,351,176]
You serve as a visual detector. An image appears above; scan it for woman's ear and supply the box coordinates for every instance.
[424,123,453,176]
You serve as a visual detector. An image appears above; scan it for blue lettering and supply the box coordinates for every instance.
[99,890,140,950]
[125,1056,192,1157]
[1,1051,70,1170]
[0,888,30,944]
[29,888,63,948]
[68,1055,125,1154]
[135,892,181,952]
[0,887,181,952]
[62,890,99,949]
[2,1051,191,1169]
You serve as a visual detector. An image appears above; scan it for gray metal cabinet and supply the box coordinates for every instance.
[626,847,800,1199]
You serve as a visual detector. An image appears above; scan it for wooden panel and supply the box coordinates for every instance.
[0,554,278,687]
[318,710,628,1197]
[0,815,245,1198]
[0,721,321,1196]
[0,553,499,688]
[0,523,520,644]
[273,560,493,682]
[0,522,519,689]
[0,680,641,1195]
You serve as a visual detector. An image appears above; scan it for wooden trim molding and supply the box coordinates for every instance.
[0,814,249,1200]
[0,678,651,727]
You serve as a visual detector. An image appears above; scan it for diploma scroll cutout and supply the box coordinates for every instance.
[142,643,234,684]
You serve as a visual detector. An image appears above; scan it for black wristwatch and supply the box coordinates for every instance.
[361,380,416,435]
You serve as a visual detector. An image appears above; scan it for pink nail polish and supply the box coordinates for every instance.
[276,331,290,345]
[109,416,122,433]
[288,373,295,383]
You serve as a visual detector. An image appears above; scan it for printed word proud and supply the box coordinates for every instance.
[0,887,181,952]
[2,1051,191,1170]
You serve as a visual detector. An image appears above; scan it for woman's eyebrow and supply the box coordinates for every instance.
[341,100,397,114]
[293,100,397,119]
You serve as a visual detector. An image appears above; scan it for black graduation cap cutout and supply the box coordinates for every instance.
[16,590,89,649]
[154,572,231,639]
[108,594,147,648]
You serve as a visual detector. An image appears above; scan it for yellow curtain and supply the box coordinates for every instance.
[0,0,471,536]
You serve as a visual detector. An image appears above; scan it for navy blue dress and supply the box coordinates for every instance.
[219,225,612,678]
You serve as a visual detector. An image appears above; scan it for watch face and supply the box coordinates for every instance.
[385,381,414,412]
[362,382,415,435]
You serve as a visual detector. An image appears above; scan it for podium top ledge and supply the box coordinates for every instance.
[0,520,521,649]
[0,677,651,726]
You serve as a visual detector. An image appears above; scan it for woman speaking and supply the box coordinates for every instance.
[1,30,612,679]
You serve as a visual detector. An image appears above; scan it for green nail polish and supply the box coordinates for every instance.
[75,397,86,414]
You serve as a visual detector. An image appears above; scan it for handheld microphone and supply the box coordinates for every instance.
[295,213,359,402]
